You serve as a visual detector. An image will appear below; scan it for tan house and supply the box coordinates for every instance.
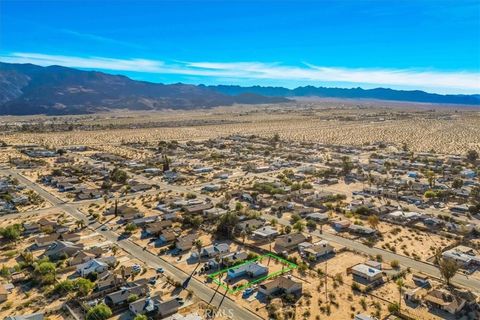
[259,276,302,297]
[274,233,308,252]
[424,289,466,315]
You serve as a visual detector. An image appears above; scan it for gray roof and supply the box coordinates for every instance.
[5,314,44,320]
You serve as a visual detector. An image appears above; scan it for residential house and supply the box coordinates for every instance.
[184,203,213,215]
[424,289,466,315]
[332,220,351,231]
[145,220,173,236]
[348,225,377,237]
[35,234,60,248]
[197,243,230,259]
[77,259,108,277]
[226,262,268,280]
[351,264,383,285]
[96,272,125,292]
[442,245,480,267]
[157,299,182,318]
[104,284,149,307]
[252,226,279,240]
[236,219,264,232]
[305,212,329,222]
[159,230,177,244]
[274,233,309,252]
[300,241,334,260]
[44,241,83,259]
[258,276,302,297]
[5,313,44,320]
[176,233,198,252]
[129,296,161,316]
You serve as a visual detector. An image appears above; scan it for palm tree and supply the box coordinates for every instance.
[120,265,126,282]
[240,230,247,245]
[396,278,404,313]
[76,219,85,229]
[114,198,118,217]
[194,240,203,260]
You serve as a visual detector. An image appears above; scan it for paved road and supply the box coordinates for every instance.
[1,169,261,320]
[263,213,480,292]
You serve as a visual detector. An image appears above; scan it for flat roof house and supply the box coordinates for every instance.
[227,262,268,280]
[351,264,383,284]
[252,226,279,240]
[302,241,334,259]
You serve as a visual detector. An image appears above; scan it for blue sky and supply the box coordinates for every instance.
[1,0,479,94]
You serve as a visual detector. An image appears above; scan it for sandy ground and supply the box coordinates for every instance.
[1,105,479,154]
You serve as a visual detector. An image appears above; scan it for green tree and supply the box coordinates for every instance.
[235,202,243,211]
[438,257,459,286]
[194,239,203,255]
[426,171,436,188]
[0,224,22,242]
[290,213,301,224]
[86,303,112,320]
[368,215,379,229]
[124,223,137,234]
[34,261,56,284]
[216,212,239,238]
[341,156,353,175]
[452,178,463,189]
[424,190,436,199]
[293,220,305,233]
[306,219,317,230]
[127,293,139,302]
[110,167,128,184]
[134,315,148,320]
[0,265,10,278]
[75,278,94,296]
[285,225,292,234]
[55,279,75,293]
[466,149,479,163]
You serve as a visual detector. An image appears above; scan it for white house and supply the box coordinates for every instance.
[351,264,383,283]
[77,259,108,277]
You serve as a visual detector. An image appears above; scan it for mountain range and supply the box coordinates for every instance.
[0,62,478,115]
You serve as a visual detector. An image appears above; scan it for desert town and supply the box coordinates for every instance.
[0,105,479,320]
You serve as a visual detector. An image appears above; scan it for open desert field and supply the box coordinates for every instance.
[1,102,480,155]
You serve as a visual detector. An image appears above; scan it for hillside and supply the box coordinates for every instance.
[0,62,289,115]
[208,85,480,105]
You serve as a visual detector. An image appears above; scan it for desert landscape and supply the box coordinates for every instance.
[1,102,479,156]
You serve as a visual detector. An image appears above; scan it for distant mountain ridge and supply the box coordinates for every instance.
[0,62,478,115]
[0,62,289,115]
[207,85,480,105]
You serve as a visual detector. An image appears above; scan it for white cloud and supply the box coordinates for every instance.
[1,52,479,94]
[59,29,145,49]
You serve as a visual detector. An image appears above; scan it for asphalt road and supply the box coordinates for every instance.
[4,166,480,301]
[263,213,480,292]
[1,169,261,320]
